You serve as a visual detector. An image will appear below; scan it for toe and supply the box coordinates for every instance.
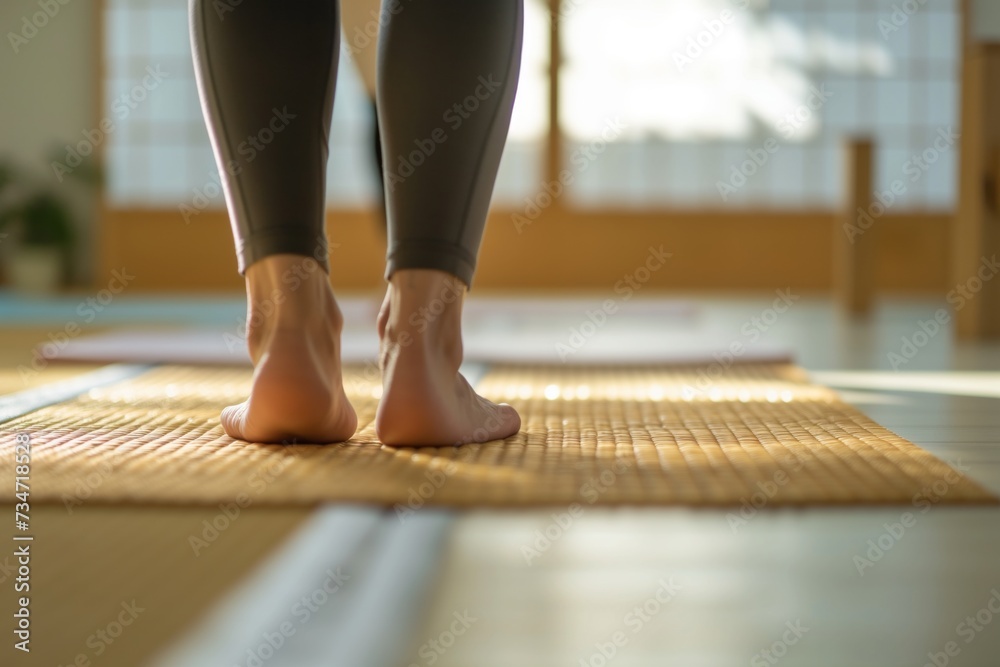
[220,403,248,440]
[469,401,521,443]
[498,403,521,438]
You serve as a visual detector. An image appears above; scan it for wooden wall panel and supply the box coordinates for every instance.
[97,207,950,294]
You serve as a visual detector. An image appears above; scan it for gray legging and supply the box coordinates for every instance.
[189,0,523,287]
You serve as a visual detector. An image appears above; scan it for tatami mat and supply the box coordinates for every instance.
[0,505,310,667]
[0,363,107,395]
[0,363,993,506]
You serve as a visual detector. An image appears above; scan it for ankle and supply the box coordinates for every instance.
[383,269,465,364]
[244,254,341,355]
[382,316,463,369]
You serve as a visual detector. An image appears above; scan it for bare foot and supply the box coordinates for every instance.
[375,269,520,446]
[221,254,358,444]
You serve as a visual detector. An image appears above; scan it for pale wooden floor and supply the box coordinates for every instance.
[424,434,1000,666]
[2,294,999,666]
[418,295,1000,667]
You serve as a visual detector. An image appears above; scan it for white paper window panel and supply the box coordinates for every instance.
[103,2,546,210]
[103,0,957,212]
[559,0,957,210]
[147,7,188,58]
[925,79,958,128]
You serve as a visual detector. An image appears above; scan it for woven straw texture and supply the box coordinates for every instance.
[0,363,993,506]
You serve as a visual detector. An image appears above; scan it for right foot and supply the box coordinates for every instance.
[220,254,358,444]
[375,269,521,446]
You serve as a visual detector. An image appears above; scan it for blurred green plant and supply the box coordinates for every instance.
[0,147,102,249]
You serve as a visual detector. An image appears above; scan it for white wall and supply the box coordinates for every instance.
[972,0,1000,40]
[0,0,97,284]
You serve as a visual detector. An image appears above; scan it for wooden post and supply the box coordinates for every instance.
[545,0,563,201]
[834,137,876,315]
[953,1,1000,338]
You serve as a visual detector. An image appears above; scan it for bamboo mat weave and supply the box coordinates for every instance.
[0,363,993,507]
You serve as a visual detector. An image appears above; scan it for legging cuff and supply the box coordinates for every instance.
[237,227,331,276]
[385,240,477,288]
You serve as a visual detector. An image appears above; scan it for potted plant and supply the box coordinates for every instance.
[0,154,98,294]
